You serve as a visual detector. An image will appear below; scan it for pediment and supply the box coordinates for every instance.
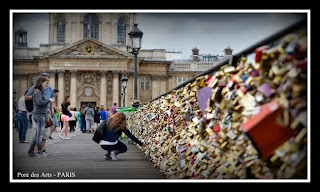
[45,38,131,59]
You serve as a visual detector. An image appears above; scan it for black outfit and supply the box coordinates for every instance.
[61,102,70,116]
[81,111,86,133]
[99,119,143,154]
[94,109,100,124]
[60,102,70,129]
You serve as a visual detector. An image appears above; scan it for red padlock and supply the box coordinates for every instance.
[241,99,294,160]
[255,45,269,63]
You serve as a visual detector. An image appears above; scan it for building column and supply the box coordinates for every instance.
[57,70,65,109]
[167,75,174,91]
[70,70,77,109]
[13,74,28,108]
[151,75,159,100]
[17,74,28,98]
[160,75,167,95]
[49,71,56,89]
[112,71,120,106]
[126,72,133,107]
[100,71,107,108]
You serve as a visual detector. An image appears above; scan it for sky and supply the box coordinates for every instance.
[12,10,307,59]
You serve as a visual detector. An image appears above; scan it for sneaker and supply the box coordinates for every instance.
[37,152,49,157]
[65,137,70,139]
[48,136,55,140]
[110,151,118,160]
[41,150,50,156]
[58,135,64,140]
[28,150,35,157]
[104,154,112,160]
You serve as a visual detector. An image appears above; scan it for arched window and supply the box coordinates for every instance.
[117,17,126,44]
[140,77,149,90]
[57,17,66,43]
[83,14,99,40]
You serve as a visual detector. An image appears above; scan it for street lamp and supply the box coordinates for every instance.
[120,74,128,107]
[128,23,143,109]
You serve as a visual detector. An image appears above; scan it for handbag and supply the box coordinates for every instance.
[92,120,110,143]
[46,110,53,127]
[46,117,53,127]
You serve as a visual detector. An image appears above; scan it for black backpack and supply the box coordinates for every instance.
[25,89,34,112]
[25,99,33,112]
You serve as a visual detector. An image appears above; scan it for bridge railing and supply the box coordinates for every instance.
[128,17,308,179]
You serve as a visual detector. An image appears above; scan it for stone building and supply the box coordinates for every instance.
[12,13,231,110]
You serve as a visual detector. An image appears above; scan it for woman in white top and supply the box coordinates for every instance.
[69,106,77,133]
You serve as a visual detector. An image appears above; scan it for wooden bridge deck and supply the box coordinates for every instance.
[11,128,165,182]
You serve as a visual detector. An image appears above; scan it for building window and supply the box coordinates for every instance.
[177,77,188,85]
[14,28,27,47]
[83,14,99,40]
[140,77,149,90]
[57,17,66,43]
[117,17,126,44]
[30,76,36,87]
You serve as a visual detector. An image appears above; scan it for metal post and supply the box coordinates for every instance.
[134,53,138,100]
[122,87,126,107]
[128,23,143,109]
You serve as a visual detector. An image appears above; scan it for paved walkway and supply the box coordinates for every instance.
[11,127,165,182]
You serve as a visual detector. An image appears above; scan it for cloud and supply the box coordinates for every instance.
[12,12,306,58]
[137,13,306,58]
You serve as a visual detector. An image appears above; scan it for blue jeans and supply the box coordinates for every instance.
[52,113,58,127]
[81,118,86,132]
[17,112,28,142]
[28,114,46,153]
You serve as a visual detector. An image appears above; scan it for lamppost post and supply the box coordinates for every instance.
[128,23,143,109]
[120,75,128,107]
[122,88,126,107]
[133,53,138,100]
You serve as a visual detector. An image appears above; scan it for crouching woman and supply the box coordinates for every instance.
[98,112,145,160]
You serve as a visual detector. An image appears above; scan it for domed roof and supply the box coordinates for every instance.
[192,47,199,51]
